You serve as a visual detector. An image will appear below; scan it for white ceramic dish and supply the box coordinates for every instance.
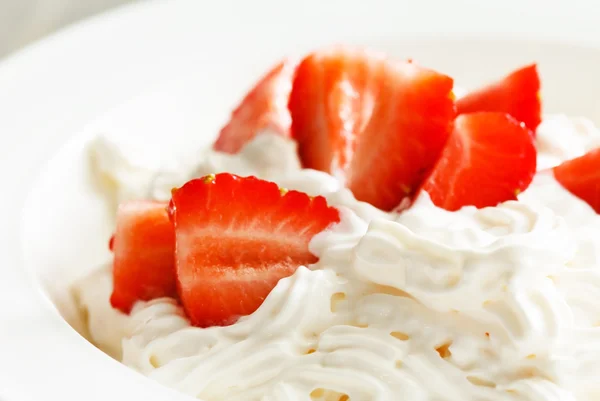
[1,0,600,400]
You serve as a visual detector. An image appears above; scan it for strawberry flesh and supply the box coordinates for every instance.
[457,64,541,131]
[110,201,176,313]
[421,112,537,211]
[214,60,296,154]
[553,148,600,213]
[169,173,340,327]
[288,47,455,211]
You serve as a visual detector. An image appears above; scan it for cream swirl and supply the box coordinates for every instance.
[535,114,600,170]
[76,115,600,401]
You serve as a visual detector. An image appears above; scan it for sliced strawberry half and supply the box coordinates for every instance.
[456,64,541,131]
[420,112,537,211]
[110,201,176,313]
[169,173,340,327]
[553,148,600,213]
[213,60,296,154]
[288,47,455,211]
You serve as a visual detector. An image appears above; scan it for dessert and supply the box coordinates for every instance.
[73,47,600,401]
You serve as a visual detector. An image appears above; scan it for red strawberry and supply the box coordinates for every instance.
[288,47,455,211]
[214,60,296,154]
[169,173,340,327]
[420,112,537,211]
[110,201,176,313]
[553,148,600,213]
[456,64,541,131]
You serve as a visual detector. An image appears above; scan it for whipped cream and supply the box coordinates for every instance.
[76,115,600,401]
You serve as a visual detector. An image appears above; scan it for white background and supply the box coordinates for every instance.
[0,0,137,59]
[2,0,600,60]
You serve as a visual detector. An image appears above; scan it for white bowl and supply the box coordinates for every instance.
[2,0,600,400]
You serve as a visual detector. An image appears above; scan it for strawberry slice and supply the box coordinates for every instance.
[213,60,296,154]
[553,148,600,213]
[169,173,340,327]
[110,201,176,313]
[456,64,541,131]
[420,112,537,211]
[288,47,455,211]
